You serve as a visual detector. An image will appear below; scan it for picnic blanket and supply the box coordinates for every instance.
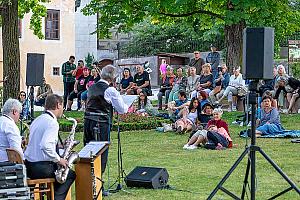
[240,130,300,138]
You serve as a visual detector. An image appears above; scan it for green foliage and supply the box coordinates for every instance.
[290,62,300,79]
[84,53,95,69]
[83,0,300,55]
[18,0,49,39]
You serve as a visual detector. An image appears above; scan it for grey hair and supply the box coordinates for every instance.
[2,98,23,115]
[277,65,286,74]
[213,108,223,115]
[101,65,116,81]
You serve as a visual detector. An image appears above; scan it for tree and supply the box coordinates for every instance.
[82,0,300,69]
[0,0,48,101]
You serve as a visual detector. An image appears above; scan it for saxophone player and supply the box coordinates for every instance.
[84,65,128,174]
[24,94,76,200]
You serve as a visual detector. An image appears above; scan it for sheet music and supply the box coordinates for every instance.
[78,141,109,158]
[121,95,138,107]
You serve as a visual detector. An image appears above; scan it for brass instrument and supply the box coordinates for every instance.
[55,117,79,184]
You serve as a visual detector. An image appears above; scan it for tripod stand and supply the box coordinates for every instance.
[208,81,300,200]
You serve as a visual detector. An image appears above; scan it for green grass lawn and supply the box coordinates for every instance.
[61,112,300,200]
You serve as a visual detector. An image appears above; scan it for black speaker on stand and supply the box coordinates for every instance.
[26,53,45,122]
[208,28,300,200]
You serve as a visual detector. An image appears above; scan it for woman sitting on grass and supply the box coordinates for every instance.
[183,125,232,150]
[128,91,158,116]
[207,108,229,135]
[174,97,199,134]
[256,96,284,137]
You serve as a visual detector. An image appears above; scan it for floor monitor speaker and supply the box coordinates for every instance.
[26,53,45,86]
[243,27,274,80]
[125,166,169,189]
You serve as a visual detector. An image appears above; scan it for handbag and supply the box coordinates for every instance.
[237,86,248,96]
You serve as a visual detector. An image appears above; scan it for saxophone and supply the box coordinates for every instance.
[55,116,80,184]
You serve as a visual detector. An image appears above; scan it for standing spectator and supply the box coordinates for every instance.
[0,99,23,162]
[274,65,289,110]
[18,91,30,119]
[186,66,200,97]
[120,68,134,94]
[61,56,76,109]
[209,64,230,105]
[67,67,91,111]
[81,68,100,110]
[35,78,53,106]
[168,67,187,102]
[160,59,168,76]
[206,44,220,80]
[189,51,205,75]
[157,66,175,110]
[127,65,152,96]
[73,60,84,79]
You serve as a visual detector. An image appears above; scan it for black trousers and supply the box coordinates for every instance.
[25,160,76,200]
[63,82,75,108]
[84,118,110,174]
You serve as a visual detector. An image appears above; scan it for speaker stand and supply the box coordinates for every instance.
[29,86,35,123]
[208,81,300,200]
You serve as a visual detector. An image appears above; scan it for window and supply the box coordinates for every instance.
[45,10,60,40]
[53,67,60,76]
[18,19,22,38]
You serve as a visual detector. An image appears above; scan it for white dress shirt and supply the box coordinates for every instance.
[100,79,128,114]
[0,115,23,162]
[24,111,60,163]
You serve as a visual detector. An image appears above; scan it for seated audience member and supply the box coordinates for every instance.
[207,108,229,135]
[18,91,30,119]
[158,66,175,110]
[191,63,213,97]
[274,65,289,110]
[168,67,187,102]
[258,67,277,103]
[120,68,134,94]
[197,103,214,127]
[168,91,189,121]
[209,64,230,105]
[0,99,23,162]
[35,78,53,106]
[256,96,284,136]
[274,76,300,114]
[174,97,199,134]
[183,125,232,150]
[216,66,245,111]
[128,91,158,116]
[81,68,100,110]
[186,66,200,97]
[67,67,91,111]
[24,94,75,200]
[196,90,209,112]
[127,65,152,96]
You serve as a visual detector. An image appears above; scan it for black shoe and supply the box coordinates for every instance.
[66,108,71,111]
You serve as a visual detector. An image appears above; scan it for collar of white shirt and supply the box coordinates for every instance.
[2,114,14,122]
[45,110,57,121]
[99,79,109,85]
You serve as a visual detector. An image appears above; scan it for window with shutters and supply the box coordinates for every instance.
[45,9,60,40]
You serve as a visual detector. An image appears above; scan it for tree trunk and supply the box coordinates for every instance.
[1,0,20,102]
[225,21,246,71]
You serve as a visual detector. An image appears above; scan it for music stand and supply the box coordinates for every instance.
[208,81,300,199]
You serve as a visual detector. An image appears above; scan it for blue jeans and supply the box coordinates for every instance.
[81,90,88,101]
[256,124,283,135]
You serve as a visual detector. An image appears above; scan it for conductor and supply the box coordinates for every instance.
[84,65,128,174]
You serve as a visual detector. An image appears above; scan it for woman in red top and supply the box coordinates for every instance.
[207,108,229,135]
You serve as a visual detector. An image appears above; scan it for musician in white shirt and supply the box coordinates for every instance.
[24,94,75,200]
[0,99,23,162]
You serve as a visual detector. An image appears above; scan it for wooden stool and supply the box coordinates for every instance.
[6,148,56,200]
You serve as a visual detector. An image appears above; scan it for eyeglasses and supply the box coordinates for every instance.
[20,94,26,97]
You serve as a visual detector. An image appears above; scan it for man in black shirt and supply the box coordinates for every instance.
[127,65,152,95]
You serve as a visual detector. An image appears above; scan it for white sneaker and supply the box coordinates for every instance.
[239,122,244,126]
[232,121,239,125]
[215,101,219,104]
[183,144,190,149]
[227,108,232,112]
[247,121,252,127]
[187,145,198,150]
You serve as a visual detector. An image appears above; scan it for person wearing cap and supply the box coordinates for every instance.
[157,66,175,110]
[67,67,91,111]
[188,51,205,75]
[35,78,53,106]
[206,44,220,80]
